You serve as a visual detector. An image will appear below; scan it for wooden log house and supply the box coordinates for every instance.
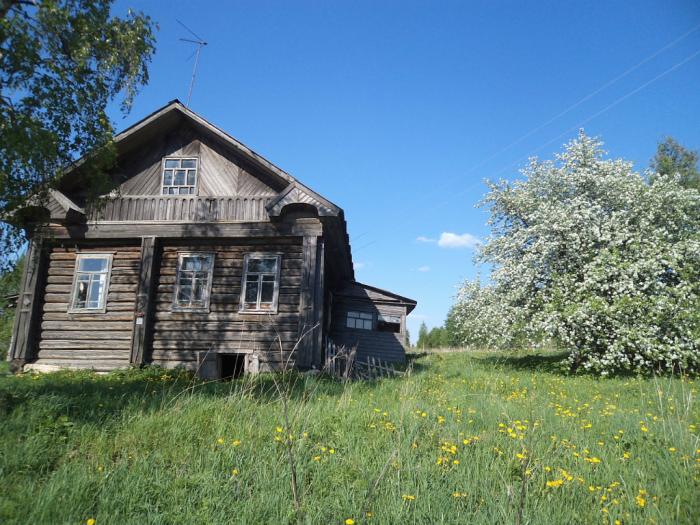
[6,101,416,378]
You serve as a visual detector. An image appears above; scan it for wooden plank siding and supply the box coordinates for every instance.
[150,238,303,371]
[330,299,408,363]
[116,125,284,199]
[34,244,142,371]
[95,195,272,222]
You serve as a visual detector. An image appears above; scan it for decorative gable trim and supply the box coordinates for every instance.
[266,182,341,218]
[47,189,85,220]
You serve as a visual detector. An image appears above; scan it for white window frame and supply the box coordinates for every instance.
[239,253,282,314]
[172,251,215,312]
[346,310,373,330]
[68,253,113,313]
[161,156,199,195]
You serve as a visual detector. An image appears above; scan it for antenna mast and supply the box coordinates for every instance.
[177,19,208,107]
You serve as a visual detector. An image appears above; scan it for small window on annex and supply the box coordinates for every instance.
[70,254,112,312]
[162,157,198,195]
[346,311,373,330]
[173,252,215,310]
[240,254,281,312]
[377,314,401,333]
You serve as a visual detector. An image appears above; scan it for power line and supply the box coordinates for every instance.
[352,42,700,254]
[484,46,700,183]
[423,21,700,201]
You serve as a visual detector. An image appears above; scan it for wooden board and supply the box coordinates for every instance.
[34,245,139,369]
[150,240,303,367]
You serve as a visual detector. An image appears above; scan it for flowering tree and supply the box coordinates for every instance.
[452,132,700,374]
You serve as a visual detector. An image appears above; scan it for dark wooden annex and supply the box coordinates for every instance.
[7,101,416,377]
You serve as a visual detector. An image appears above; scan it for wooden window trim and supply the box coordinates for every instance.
[172,251,215,312]
[161,156,199,196]
[68,253,113,314]
[239,253,282,314]
[346,310,374,331]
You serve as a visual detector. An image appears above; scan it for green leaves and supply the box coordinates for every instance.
[650,137,700,191]
[0,0,156,270]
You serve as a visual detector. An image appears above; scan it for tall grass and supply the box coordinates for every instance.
[0,351,698,524]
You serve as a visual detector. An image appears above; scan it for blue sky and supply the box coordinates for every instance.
[112,0,700,341]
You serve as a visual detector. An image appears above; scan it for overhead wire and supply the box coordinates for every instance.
[351,26,700,254]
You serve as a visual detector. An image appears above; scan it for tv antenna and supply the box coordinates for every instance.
[177,19,208,107]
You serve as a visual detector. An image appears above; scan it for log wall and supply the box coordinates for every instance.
[36,244,141,371]
[150,238,303,371]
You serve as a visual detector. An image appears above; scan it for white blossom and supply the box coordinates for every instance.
[451,131,700,374]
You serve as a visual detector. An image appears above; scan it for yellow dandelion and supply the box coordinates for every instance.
[402,494,416,501]
[216,438,224,445]
[231,439,241,447]
[345,519,355,525]
[636,489,647,507]
[276,426,283,433]
[87,520,96,525]
[546,479,564,488]
[231,468,239,476]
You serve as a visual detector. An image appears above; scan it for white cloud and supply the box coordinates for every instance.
[437,232,480,249]
[354,261,366,270]
[416,236,436,243]
[417,265,430,272]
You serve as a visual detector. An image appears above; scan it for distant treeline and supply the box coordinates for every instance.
[414,312,461,349]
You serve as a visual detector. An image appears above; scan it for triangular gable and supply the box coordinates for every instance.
[113,99,295,189]
[58,100,343,218]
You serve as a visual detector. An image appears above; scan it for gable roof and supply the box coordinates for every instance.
[111,100,343,213]
[336,281,417,313]
[116,99,296,184]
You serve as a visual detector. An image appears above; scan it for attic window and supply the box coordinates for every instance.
[162,157,198,195]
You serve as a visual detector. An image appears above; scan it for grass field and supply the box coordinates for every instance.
[0,350,698,524]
